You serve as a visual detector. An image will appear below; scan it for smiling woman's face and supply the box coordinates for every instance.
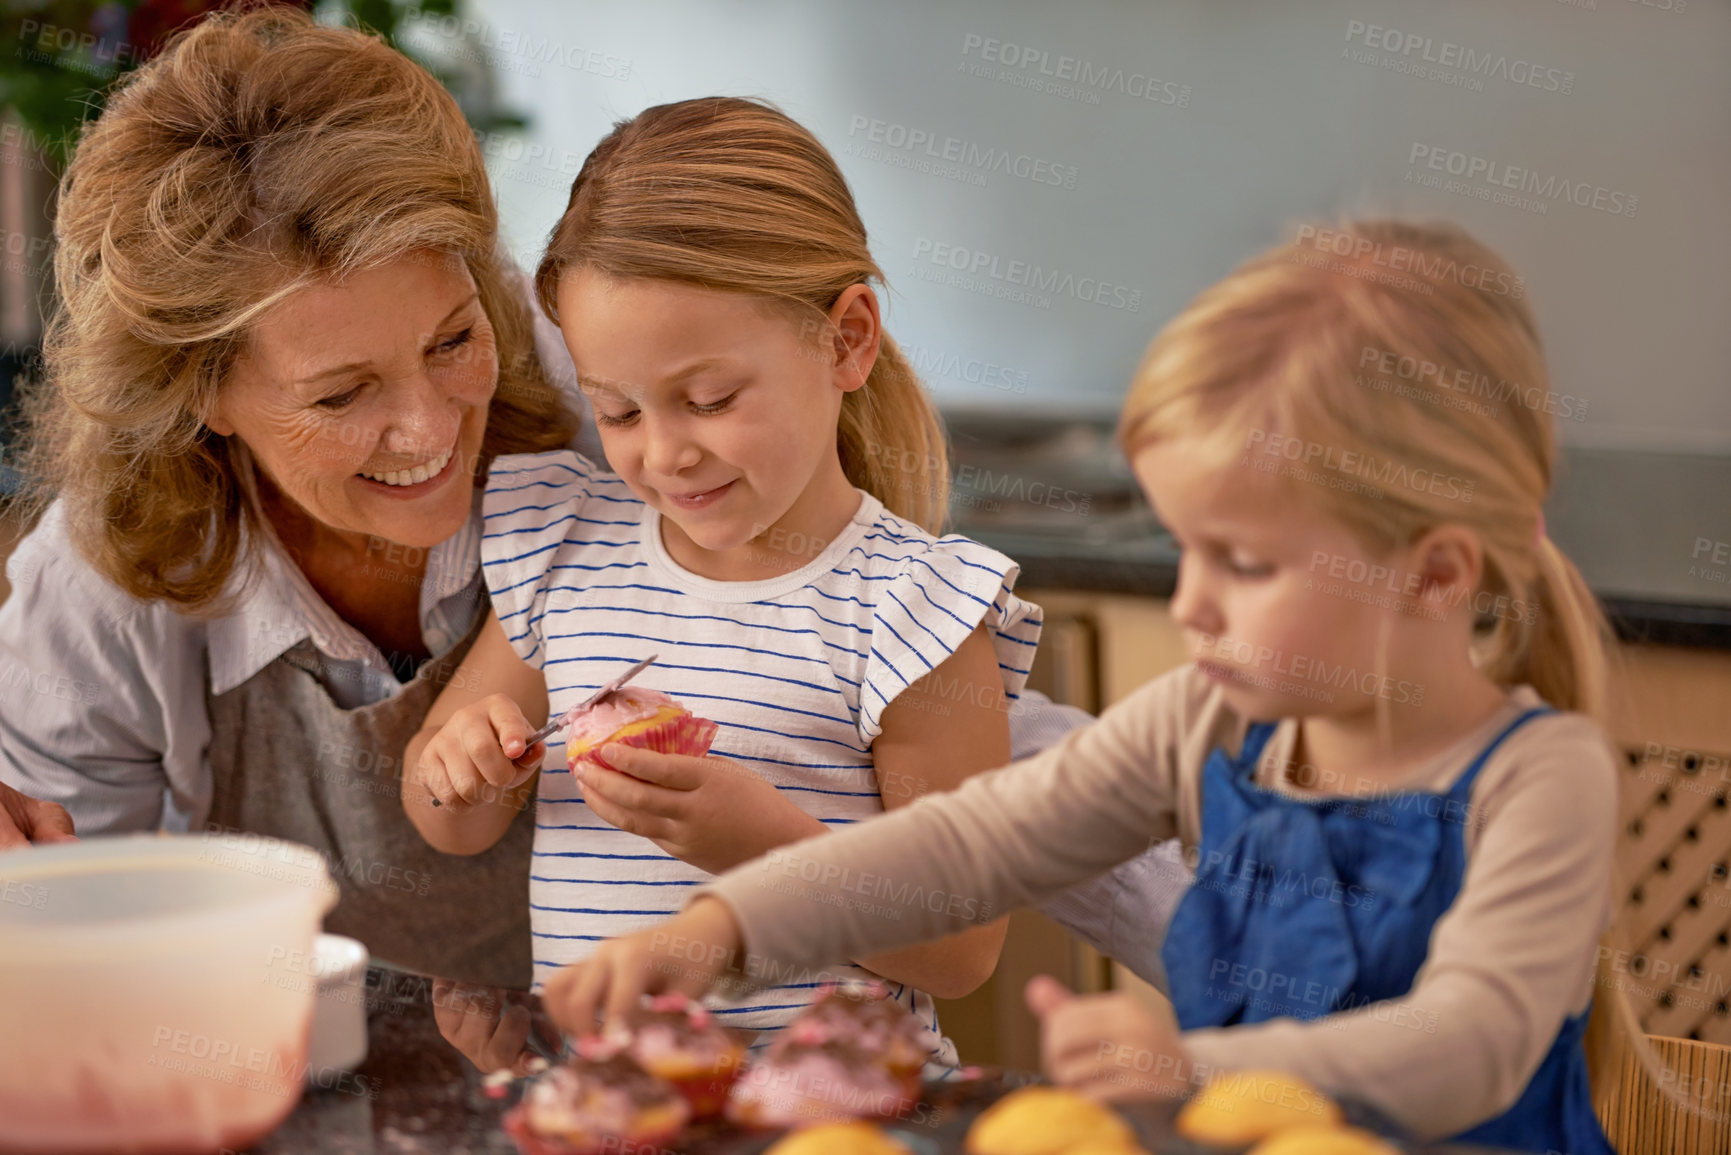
[209,251,498,550]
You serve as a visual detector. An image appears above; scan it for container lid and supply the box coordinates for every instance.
[0,832,338,957]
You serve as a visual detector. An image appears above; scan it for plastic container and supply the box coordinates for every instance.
[306,933,370,1077]
[0,832,339,1153]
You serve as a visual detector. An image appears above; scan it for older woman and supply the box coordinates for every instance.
[0,8,579,987]
[0,8,1172,1031]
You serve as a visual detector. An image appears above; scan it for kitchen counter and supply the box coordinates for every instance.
[944,413,1731,649]
[245,967,1523,1154]
[245,968,519,1155]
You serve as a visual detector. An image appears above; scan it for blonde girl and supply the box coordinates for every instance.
[542,220,1642,1150]
[403,98,1043,1063]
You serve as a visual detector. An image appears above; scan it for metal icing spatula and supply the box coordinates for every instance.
[427,654,659,807]
[521,653,659,749]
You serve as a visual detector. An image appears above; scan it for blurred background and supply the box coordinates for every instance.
[8,0,1727,611]
[461,0,1728,445]
[5,0,1731,1065]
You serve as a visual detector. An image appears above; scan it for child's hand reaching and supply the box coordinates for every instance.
[542,896,745,1036]
[1025,975,1192,1103]
[411,694,545,812]
[578,746,827,876]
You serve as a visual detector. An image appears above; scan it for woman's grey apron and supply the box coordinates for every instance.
[205,604,534,989]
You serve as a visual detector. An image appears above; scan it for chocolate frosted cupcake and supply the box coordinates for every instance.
[784,982,935,1077]
[621,992,747,1120]
[725,1040,922,1129]
[503,1051,689,1155]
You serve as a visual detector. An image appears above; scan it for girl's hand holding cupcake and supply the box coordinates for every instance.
[578,747,829,876]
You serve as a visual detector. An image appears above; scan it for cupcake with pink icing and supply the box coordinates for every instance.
[502,1050,689,1155]
[620,992,747,1120]
[724,1040,921,1129]
[724,983,932,1129]
[566,686,718,772]
[783,982,934,1077]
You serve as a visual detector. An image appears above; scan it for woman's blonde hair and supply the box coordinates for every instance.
[534,96,949,532]
[1118,218,1686,1120]
[23,5,578,610]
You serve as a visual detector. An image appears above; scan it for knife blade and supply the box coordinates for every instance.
[522,653,659,748]
[427,654,658,808]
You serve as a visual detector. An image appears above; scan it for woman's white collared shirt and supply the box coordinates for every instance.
[0,493,488,834]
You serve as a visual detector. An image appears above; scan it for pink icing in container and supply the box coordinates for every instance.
[0,832,338,1153]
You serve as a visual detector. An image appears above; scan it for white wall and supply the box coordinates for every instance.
[430,0,1730,452]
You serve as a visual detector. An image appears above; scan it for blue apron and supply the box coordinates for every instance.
[1160,707,1614,1154]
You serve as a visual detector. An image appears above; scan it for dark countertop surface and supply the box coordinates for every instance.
[240,967,1524,1154]
[245,969,519,1155]
[943,413,1731,649]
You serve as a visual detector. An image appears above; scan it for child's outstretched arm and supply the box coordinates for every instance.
[573,628,1018,997]
[845,625,1012,997]
[543,665,1195,1034]
[402,609,550,856]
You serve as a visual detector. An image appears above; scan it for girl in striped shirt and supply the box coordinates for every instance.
[403,97,1039,1065]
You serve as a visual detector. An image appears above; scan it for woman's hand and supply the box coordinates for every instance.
[542,897,744,1037]
[578,747,824,876]
[1025,975,1192,1103]
[0,782,76,850]
[409,694,544,813]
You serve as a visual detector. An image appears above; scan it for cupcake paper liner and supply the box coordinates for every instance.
[724,1068,921,1129]
[660,1070,742,1121]
[502,1105,686,1155]
[569,712,719,773]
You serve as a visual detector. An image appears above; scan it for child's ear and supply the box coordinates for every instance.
[825,284,882,394]
[1407,524,1485,606]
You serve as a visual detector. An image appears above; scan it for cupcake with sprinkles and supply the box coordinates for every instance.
[619,992,747,1120]
[726,983,932,1128]
[503,1049,688,1155]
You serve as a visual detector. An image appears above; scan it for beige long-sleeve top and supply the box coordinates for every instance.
[699,665,1619,1140]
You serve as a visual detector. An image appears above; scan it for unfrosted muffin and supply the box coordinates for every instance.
[964,1086,1140,1154]
[1066,1142,1149,1155]
[1176,1069,1342,1146]
[1248,1124,1401,1155]
[764,1120,918,1155]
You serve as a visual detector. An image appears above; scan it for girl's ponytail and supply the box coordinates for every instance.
[838,335,950,533]
[1516,536,1615,723]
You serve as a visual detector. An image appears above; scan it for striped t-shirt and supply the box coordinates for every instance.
[480,450,1043,1060]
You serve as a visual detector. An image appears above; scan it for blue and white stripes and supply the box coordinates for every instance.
[481,450,1041,1057]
